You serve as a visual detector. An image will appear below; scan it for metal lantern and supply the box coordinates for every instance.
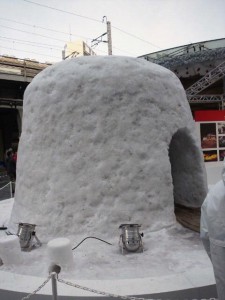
[119,224,144,254]
[17,223,41,251]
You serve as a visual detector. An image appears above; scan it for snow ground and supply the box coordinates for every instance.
[0,197,212,281]
[1,160,221,280]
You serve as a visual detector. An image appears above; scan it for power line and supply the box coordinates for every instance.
[0,17,92,41]
[0,25,105,55]
[0,36,62,50]
[0,45,61,60]
[112,25,161,50]
[1,21,134,57]
[1,25,106,58]
[0,36,80,53]
[1,24,66,43]
[22,0,161,49]
[23,0,102,23]
[0,19,102,54]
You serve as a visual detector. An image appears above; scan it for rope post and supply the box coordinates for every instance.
[51,272,58,300]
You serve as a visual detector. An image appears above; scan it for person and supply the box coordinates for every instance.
[200,162,225,300]
[5,148,16,181]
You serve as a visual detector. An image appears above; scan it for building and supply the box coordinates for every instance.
[139,38,225,165]
[0,55,50,168]
[63,40,96,59]
[139,38,225,113]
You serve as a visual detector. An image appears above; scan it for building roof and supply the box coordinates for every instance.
[0,55,51,82]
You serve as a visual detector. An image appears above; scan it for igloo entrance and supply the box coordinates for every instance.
[169,127,207,231]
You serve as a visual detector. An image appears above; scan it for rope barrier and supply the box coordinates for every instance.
[20,274,51,300]
[17,273,218,300]
[57,277,217,300]
[57,277,154,300]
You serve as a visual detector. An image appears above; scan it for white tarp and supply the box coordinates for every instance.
[201,176,225,300]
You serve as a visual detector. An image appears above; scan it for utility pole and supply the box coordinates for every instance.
[106,21,112,55]
[91,16,112,55]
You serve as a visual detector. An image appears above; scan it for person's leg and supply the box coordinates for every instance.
[210,243,225,300]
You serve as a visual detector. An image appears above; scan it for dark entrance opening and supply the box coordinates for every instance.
[169,127,207,232]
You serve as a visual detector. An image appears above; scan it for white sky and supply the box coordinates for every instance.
[0,0,225,63]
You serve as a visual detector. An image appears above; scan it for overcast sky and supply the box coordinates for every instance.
[0,0,225,63]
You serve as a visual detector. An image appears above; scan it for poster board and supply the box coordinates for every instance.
[195,111,225,163]
[199,122,225,162]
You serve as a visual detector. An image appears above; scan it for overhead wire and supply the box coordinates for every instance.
[0,45,61,60]
[0,24,108,56]
[0,36,62,50]
[0,35,79,54]
[0,20,104,57]
[1,25,69,43]
[0,39,107,58]
[22,0,161,49]
[23,0,102,24]
[0,17,93,41]
[112,25,161,50]
[1,0,159,59]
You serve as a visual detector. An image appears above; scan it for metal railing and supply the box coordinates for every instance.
[186,61,225,96]
[0,181,14,200]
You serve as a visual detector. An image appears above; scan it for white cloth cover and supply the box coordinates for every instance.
[200,179,225,300]
[210,242,225,300]
[201,180,225,247]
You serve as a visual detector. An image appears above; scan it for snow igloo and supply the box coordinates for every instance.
[9,56,207,240]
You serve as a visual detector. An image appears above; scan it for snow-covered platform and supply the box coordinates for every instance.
[0,198,217,299]
[1,160,219,300]
[0,55,221,299]
[0,266,217,299]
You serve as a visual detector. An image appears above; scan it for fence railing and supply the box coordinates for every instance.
[0,181,14,200]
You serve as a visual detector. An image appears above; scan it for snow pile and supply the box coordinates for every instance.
[0,235,22,265]
[47,237,74,270]
[9,56,207,242]
[0,214,211,280]
[0,198,13,227]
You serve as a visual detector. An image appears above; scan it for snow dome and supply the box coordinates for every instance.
[9,56,207,240]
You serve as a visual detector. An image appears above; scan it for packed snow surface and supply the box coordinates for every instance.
[47,237,74,268]
[0,234,22,265]
[9,56,207,242]
[0,201,211,280]
[1,56,209,280]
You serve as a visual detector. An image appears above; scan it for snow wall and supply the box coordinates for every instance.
[9,56,208,240]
